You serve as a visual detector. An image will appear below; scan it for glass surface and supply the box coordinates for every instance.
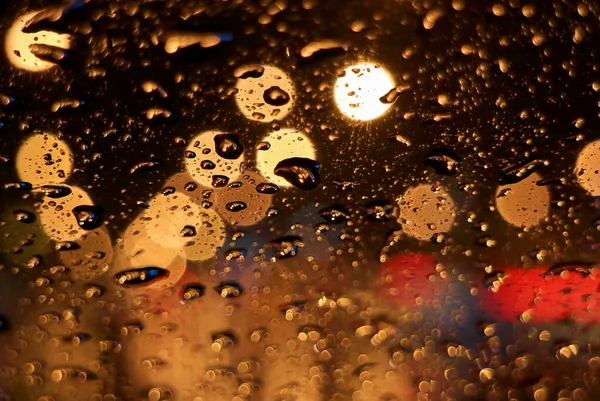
[1,0,600,400]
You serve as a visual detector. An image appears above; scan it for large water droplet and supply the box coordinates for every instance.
[263,86,290,106]
[72,205,104,230]
[13,209,36,223]
[365,201,395,221]
[319,206,349,224]
[424,149,460,175]
[266,236,304,261]
[214,133,244,160]
[39,184,72,198]
[499,159,546,185]
[274,158,321,191]
[115,267,169,286]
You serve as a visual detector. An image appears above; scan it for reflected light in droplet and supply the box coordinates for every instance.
[575,139,600,196]
[398,184,456,241]
[334,62,395,121]
[37,185,93,242]
[234,65,295,122]
[495,172,549,229]
[5,11,71,72]
[184,130,244,187]
[255,128,316,188]
[16,132,73,185]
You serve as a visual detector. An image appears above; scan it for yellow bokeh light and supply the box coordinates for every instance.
[334,62,395,121]
[5,11,71,72]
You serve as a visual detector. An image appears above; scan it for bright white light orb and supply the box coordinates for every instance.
[334,63,395,121]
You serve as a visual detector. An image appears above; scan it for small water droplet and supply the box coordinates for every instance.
[215,282,243,298]
[224,248,247,261]
[255,141,271,150]
[182,284,204,301]
[226,201,247,212]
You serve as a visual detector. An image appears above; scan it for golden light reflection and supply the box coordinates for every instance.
[5,11,71,72]
[184,130,244,188]
[495,172,549,229]
[334,62,395,121]
[255,128,316,188]
[234,65,295,122]
[16,132,73,185]
[575,139,600,196]
[398,184,456,241]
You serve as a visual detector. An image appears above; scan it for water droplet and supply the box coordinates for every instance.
[211,331,237,351]
[234,64,265,79]
[115,267,169,286]
[72,205,104,230]
[55,241,81,251]
[424,149,460,175]
[184,182,198,191]
[379,84,411,104]
[255,141,271,150]
[162,186,176,195]
[300,40,348,59]
[215,282,243,298]
[214,133,244,160]
[184,150,196,158]
[38,184,72,198]
[332,179,357,192]
[180,225,197,237]
[256,182,279,194]
[4,181,32,190]
[319,206,349,224]
[365,201,394,221]
[224,248,247,261]
[0,315,10,331]
[274,157,321,191]
[130,160,160,174]
[201,160,216,170]
[211,175,229,188]
[266,236,304,261]
[182,284,204,301]
[263,86,290,106]
[226,201,247,212]
[499,159,547,185]
[13,209,36,223]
